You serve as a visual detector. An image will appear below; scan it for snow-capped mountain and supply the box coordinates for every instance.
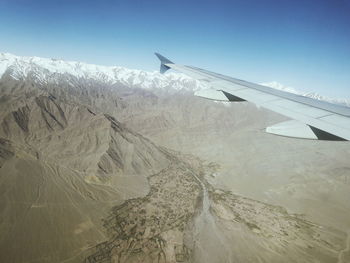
[0,52,207,92]
[261,81,350,106]
[0,52,348,106]
[260,81,299,94]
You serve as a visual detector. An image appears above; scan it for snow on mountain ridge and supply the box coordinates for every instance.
[0,52,208,91]
[261,81,350,106]
[260,81,299,94]
[1,52,348,105]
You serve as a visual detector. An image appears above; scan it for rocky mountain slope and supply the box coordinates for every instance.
[0,53,349,263]
[0,81,174,262]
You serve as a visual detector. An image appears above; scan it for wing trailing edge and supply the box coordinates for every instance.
[266,120,318,140]
[266,120,347,141]
[194,89,229,101]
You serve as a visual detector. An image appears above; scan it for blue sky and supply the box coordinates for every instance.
[0,0,349,97]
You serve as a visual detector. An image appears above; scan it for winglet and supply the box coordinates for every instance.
[155,53,173,74]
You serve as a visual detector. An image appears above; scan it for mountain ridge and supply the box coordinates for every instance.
[1,52,349,106]
[0,52,206,92]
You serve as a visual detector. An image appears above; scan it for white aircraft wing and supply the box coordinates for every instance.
[155,53,350,141]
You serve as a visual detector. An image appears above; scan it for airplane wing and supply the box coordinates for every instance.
[155,53,350,141]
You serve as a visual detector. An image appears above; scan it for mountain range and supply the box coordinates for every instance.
[1,52,349,263]
[1,52,349,106]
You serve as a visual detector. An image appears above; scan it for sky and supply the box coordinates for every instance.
[0,0,349,97]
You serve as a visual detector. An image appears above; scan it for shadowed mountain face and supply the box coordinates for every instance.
[0,77,172,262]
[0,58,350,263]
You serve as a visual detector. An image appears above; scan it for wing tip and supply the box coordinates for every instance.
[154,53,173,65]
[155,52,173,74]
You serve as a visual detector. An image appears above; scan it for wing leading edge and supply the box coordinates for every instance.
[155,53,350,141]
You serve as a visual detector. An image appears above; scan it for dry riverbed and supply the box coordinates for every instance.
[85,155,348,263]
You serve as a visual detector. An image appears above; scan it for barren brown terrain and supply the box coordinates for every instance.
[0,61,349,263]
